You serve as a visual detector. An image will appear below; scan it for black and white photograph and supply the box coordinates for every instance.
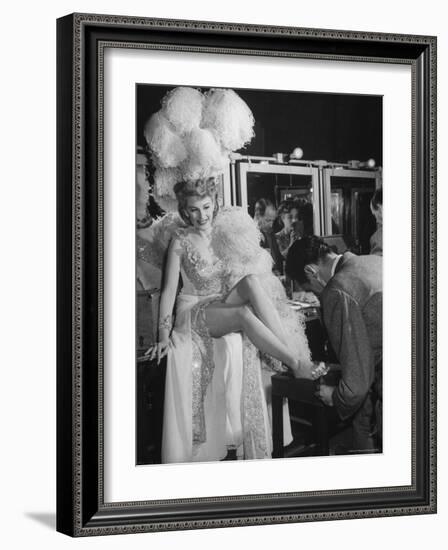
[1,0,443,545]
[135,84,383,466]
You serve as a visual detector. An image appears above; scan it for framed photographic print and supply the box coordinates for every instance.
[56,13,437,536]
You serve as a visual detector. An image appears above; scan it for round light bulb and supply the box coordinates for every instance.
[291,147,304,159]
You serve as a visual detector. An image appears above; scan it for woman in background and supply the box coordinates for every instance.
[274,201,305,259]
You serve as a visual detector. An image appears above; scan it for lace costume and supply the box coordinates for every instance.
[138,207,312,463]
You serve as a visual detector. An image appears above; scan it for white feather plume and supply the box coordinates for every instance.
[144,112,188,168]
[181,128,228,181]
[153,167,179,198]
[161,87,204,135]
[201,88,255,151]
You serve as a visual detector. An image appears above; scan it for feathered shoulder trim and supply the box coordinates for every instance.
[137,212,186,270]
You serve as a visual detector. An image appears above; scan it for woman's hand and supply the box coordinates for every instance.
[145,339,170,364]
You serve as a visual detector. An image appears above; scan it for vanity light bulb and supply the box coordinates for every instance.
[291,147,304,159]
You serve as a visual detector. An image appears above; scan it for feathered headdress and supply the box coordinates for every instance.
[144,86,255,208]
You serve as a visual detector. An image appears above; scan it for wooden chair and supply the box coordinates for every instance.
[271,365,341,458]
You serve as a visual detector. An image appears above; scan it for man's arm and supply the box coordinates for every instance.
[322,288,375,420]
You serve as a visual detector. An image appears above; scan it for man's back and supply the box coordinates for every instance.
[324,252,382,366]
[328,252,381,301]
[321,252,382,426]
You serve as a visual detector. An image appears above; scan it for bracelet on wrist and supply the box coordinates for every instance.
[158,314,172,331]
[311,362,330,380]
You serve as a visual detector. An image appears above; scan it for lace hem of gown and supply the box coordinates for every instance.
[190,296,221,445]
[242,335,271,459]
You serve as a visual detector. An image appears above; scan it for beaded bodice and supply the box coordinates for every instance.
[177,230,224,296]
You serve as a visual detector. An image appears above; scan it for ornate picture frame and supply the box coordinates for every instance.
[56,13,436,536]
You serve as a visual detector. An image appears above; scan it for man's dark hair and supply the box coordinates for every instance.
[285,236,333,284]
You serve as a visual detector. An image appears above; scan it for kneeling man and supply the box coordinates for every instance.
[286,236,382,451]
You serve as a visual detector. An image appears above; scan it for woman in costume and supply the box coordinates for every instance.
[140,177,324,463]
[138,86,324,463]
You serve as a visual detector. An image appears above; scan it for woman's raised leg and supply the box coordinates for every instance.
[205,302,311,377]
[225,274,289,347]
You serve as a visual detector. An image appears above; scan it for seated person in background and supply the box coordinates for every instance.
[253,198,283,274]
[285,236,383,452]
[370,188,383,256]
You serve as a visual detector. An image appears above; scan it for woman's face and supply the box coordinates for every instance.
[281,211,293,229]
[290,208,300,224]
[185,195,215,233]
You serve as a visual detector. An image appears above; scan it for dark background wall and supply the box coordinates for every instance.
[136,84,382,165]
